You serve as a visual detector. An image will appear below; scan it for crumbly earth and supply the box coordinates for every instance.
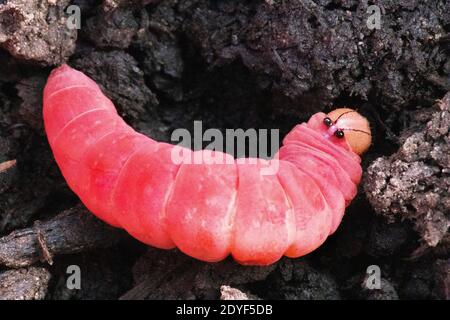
[0,0,76,65]
[364,93,450,248]
[0,267,51,300]
[0,0,448,300]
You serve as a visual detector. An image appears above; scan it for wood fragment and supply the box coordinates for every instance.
[220,285,259,300]
[35,221,54,266]
[0,205,123,268]
[0,159,17,193]
[120,248,275,300]
[0,160,16,173]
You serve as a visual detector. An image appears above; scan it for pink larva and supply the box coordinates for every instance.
[43,65,371,266]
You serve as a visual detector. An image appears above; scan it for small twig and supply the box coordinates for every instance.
[34,221,54,266]
[0,159,16,173]
[0,159,17,194]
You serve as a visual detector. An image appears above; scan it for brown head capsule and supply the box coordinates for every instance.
[327,108,372,155]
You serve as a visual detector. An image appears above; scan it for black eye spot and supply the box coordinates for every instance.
[334,130,344,138]
[323,117,333,127]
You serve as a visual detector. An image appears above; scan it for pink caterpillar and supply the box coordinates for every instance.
[43,65,371,265]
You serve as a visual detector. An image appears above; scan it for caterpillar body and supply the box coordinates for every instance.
[43,65,371,266]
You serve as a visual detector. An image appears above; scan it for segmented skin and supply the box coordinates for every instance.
[43,65,362,265]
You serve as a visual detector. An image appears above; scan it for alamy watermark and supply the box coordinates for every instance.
[66,265,81,290]
[365,265,381,290]
[66,5,81,30]
[66,4,383,32]
[171,121,280,175]
[366,5,382,30]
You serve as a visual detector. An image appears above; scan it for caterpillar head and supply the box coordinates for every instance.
[323,108,372,155]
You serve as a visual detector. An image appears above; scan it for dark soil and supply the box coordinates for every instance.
[0,0,448,300]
